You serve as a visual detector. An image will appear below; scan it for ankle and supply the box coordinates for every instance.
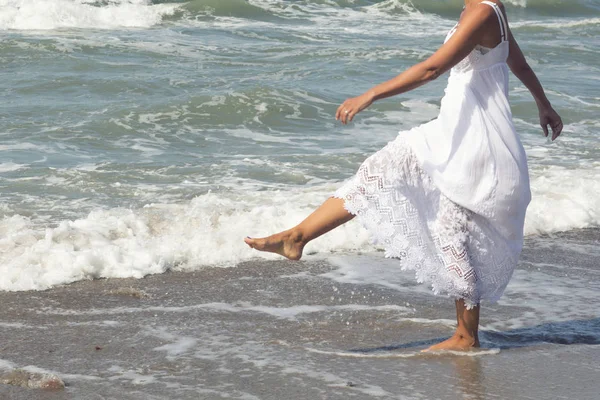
[453,331,478,345]
[288,228,306,245]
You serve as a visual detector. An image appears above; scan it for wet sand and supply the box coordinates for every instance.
[1,229,599,399]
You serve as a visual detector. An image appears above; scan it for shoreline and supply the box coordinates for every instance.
[0,228,599,399]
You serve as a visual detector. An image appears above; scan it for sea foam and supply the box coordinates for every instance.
[526,166,600,235]
[0,188,369,291]
[2,167,599,292]
[0,0,180,31]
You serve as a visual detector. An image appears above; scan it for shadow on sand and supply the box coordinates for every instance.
[348,318,600,353]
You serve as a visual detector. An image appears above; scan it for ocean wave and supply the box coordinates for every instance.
[3,0,595,32]
[2,166,599,292]
[0,0,181,30]
[526,166,600,235]
[512,17,600,30]
[183,0,282,21]
[265,0,600,17]
[376,0,600,15]
[0,187,369,291]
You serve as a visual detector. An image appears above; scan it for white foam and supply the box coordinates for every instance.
[16,365,99,383]
[525,165,600,235]
[154,337,198,360]
[0,322,41,329]
[512,18,600,30]
[0,142,46,151]
[242,304,412,320]
[0,0,181,31]
[323,255,435,295]
[0,359,16,370]
[39,302,412,321]
[2,163,599,292]
[0,162,27,173]
[494,268,600,330]
[504,0,527,7]
[303,346,501,358]
[107,365,156,385]
[191,0,450,40]
[279,366,392,397]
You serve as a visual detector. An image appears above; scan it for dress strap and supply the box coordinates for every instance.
[481,1,508,42]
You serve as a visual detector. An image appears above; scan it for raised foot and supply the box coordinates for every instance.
[423,334,480,353]
[244,230,305,261]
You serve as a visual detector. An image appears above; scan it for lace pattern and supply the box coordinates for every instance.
[333,136,518,308]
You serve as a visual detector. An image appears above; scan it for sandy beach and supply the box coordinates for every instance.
[1,229,599,399]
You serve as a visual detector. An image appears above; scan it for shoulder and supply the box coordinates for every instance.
[475,0,506,9]
[474,0,508,18]
[469,2,498,19]
[460,3,497,29]
[476,0,510,27]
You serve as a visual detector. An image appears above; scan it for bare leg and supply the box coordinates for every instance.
[244,197,354,260]
[424,299,481,352]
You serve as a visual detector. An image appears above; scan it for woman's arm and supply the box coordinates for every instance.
[507,29,563,140]
[336,4,496,124]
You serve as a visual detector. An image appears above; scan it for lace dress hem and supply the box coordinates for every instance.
[332,136,516,310]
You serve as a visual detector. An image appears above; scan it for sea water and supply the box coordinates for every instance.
[2,3,600,398]
[0,0,599,291]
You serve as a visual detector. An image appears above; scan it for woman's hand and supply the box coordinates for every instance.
[336,92,374,125]
[539,105,563,141]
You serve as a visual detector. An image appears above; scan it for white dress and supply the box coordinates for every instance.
[334,1,530,309]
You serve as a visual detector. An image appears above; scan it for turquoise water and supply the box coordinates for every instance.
[0,0,599,291]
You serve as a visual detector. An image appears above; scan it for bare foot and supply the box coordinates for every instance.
[244,230,305,260]
[423,334,480,352]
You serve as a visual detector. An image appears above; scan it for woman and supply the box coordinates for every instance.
[245,0,563,351]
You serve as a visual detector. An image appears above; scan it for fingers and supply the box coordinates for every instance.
[336,102,350,124]
[336,96,361,124]
[341,108,350,124]
[346,108,355,124]
[337,105,354,124]
[541,122,549,138]
[335,103,343,121]
[336,94,373,124]
[336,101,352,122]
[551,120,564,141]
[540,108,564,141]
